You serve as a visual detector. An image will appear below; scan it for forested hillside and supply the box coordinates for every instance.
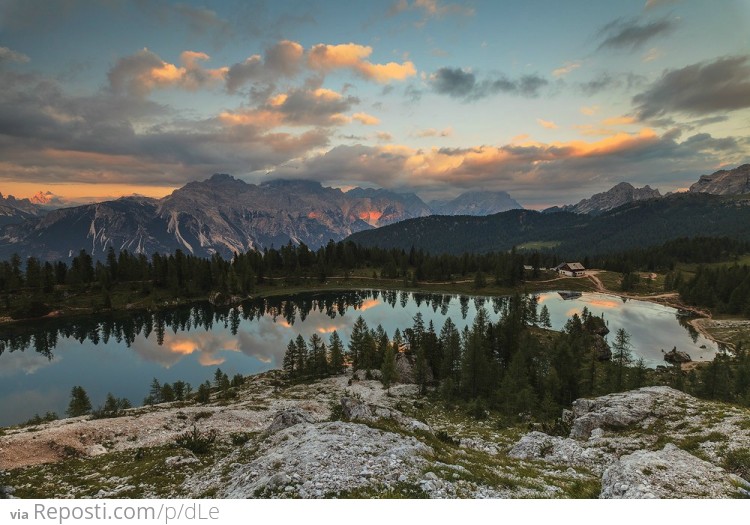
[346,193,750,256]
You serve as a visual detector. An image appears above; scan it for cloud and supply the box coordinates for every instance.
[0,46,29,64]
[644,0,679,9]
[642,47,661,62]
[552,61,581,78]
[353,112,381,125]
[389,0,474,18]
[537,119,558,130]
[602,115,636,126]
[0,69,331,188]
[580,106,600,116]
[376,132,393,142]
[307,43,416,83]
[225,40,304,93]
[272,127,745,205]
[597,17,676,50]
[579,72,646,95]
[633,56,750,119]
[415,127,452,138]
[430,67,549,99]
[108,48,227,97]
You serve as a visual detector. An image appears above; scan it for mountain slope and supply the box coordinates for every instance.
[0,175,432,260]
[346,193,750,255]
[689,164,750,195]
[430,190,523,216]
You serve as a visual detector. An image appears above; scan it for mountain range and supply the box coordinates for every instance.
[429,190,522,216]
[0,193,46,227]
[1,163,748,261]
[545,182,662,215]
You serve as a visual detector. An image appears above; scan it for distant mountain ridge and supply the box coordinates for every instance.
[0,193,45,227]
[430,190,523,216]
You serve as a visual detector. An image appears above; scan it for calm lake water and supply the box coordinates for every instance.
[0,290,718,426]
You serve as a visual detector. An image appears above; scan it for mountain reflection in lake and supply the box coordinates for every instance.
[0,290,717,426]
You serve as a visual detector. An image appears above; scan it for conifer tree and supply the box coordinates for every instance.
[328,331,345,374]
[66,386,92,417]
[283,339,297,378]
[295,334,308,377]
[612,328,633,391]
[381,343,396,392]
[539,304,552,328]
[348,316,369,371]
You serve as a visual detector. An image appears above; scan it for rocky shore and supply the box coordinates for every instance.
[1,372,749,499]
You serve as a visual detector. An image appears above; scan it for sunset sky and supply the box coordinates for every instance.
[1,0,749,208]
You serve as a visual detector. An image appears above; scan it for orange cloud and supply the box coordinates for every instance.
[602,115,637,126]
[356,61,416,82]
[415,127,452,138]
[552,61,581,78]
[580,106,600,116]
[353,112,380,125]
[219,109,285,128]
[307,42,416,83]
[537,118,558,129]
[359,299,381,311]
[108,48,228,96]
[573,124,619,137]
[587,299,620,309]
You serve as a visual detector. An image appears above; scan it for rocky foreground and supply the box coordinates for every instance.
[1,371,750,499]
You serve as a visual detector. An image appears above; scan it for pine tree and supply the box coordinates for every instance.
[283,339,297,378]
[328,331,345,374]
[146,377,161,405]
[439,317,462,399]
[539,304,552,328]
[295,334,308,377]
[381,343,396,392]
[612,328,633,391]
[309,333,328,379]
[66,386,92,417]
[348,316,369,371]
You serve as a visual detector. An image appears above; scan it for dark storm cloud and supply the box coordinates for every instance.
[597,17,675,50]
[633,56,750,119]
[430,67,549,100]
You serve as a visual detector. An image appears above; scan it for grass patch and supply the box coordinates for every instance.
[5,444,225,498]
[723,448,750,481]
[335,482,429,499]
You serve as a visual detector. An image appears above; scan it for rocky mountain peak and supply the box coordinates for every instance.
[430,189,523,216]
[689,163,750,195]
[561,181,662,215]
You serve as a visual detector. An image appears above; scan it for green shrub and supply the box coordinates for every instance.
[174,425,217,455]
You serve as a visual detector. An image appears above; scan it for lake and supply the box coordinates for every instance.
[0,290,718,426]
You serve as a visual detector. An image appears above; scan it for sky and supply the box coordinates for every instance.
[0,0,749,209]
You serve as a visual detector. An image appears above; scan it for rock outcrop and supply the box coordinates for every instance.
[600,444,744,499]
[218,421,432,498]
[266,408,316,434]
[510,386,750,498]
